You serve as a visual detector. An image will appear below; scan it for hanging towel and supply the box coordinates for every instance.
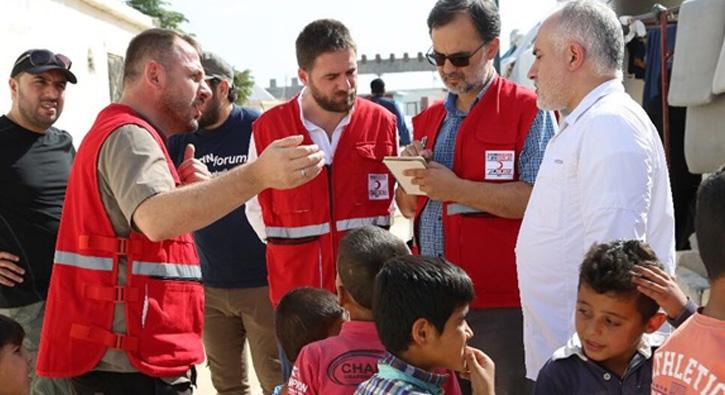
[685,94,725,173]
[713,39,725,94]
[668,0,725,106]
[643,26,677,105]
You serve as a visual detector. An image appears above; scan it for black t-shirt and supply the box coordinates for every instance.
[0,115,74,307]
[166,106,267,288]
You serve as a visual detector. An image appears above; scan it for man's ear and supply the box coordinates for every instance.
[644,312,667,334]
[485,37,500,60]
[8,77,18,100]
[566,41,586,71]
[411,318,435,346]
[144,60,164,89]
[298,68,309,86]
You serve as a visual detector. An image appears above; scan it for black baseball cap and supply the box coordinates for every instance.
[10,49,77,84]
[201,51,234,82]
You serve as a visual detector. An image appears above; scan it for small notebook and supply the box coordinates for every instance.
[383,156,428,196]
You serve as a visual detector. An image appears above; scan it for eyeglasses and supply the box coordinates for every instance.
[13,50,72,70]
[425,42,486,67]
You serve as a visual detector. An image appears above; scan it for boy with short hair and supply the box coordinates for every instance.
[275,287,346,366]
[288,226,411,395]
[651,169,725,394]
[290,227,461,394]
[356,255,495,395]
[534,240,695,394]
[0,314,32,395]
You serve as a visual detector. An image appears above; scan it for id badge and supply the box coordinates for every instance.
[485,150,515,180]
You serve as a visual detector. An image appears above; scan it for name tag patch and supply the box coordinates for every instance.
[368,173,389,200]
[485,150,515,180]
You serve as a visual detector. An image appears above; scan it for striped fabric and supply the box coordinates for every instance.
[355,352,447,395]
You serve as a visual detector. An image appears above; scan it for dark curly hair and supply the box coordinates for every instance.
[579,240,663,320]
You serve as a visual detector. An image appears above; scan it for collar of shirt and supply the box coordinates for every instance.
[376,352,448,394]
[339,320,379,338]
[296,88,354,164]
[558,78,624,133]
[443,71,497,117]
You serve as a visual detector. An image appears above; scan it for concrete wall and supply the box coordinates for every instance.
[0,0,153,144]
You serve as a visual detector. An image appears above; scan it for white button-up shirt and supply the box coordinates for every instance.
[515,79,675,379]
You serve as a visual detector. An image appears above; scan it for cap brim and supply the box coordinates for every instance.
[27,65,77,84]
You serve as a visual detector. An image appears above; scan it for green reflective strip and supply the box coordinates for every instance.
[132,261,202,280]
[54,250,113,271]
[336,215,391,231]
[265,223,330,238]
[446,203,483,216]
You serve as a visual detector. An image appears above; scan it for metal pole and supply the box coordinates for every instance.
[656,4,671,169]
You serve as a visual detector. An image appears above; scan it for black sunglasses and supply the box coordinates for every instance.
[426,42,486,67]
[14,50,72,70]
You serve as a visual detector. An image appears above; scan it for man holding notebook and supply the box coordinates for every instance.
[394,1,555,393]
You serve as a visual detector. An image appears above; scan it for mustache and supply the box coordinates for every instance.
[442,71,466,80]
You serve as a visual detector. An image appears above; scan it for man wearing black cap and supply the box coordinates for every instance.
[166,52,282,395]
[0,48,77,394]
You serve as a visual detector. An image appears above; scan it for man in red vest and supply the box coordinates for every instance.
[245,19,398,311]
[36,29,324,395]
[395,1,556,394]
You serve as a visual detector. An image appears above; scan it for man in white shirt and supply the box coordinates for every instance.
[515,0,675,380]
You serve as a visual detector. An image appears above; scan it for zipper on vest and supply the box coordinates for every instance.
[325,164,334,288]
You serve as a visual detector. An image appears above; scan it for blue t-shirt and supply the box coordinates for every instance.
[166,106,267,288]
[370,95,410,146]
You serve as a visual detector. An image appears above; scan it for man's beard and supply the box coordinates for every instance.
[160,89,199,133]
[309,82,355,113]
[18,90,59,131]
[198,95,221,129]
[534,77,568,111]
[441,70,483,96]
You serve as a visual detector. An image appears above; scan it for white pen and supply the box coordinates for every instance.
[420,136,428,149]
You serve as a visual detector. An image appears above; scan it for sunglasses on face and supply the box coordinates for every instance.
[426,42,486,67]
[14,50,72,70]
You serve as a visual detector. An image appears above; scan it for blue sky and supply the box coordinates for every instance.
[168,0,558,92]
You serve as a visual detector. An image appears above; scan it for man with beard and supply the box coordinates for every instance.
[166,52,281,395]
[1,49,76,395]
[246,19,398,310]
[36,29,325,394]
[517,0,674,382]
[395,1,555,393]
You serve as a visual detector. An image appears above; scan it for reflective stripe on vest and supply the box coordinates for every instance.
[446,203,484,216]
[132,261,202,281]
[336,215,391,231]
[265,222,331,239]
[55,250,113,271]
[55,250,201,280]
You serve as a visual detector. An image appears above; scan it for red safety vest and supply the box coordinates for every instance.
[413,77,538,309]
[254,97,397,306]
[37,104,204,378]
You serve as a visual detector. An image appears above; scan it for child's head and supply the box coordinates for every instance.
[274,287,346,362]
[695,167,725,283]
[0,314,31,395]
[336,226,410,312]
[576,240,667,373]
[373,255,474,372]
